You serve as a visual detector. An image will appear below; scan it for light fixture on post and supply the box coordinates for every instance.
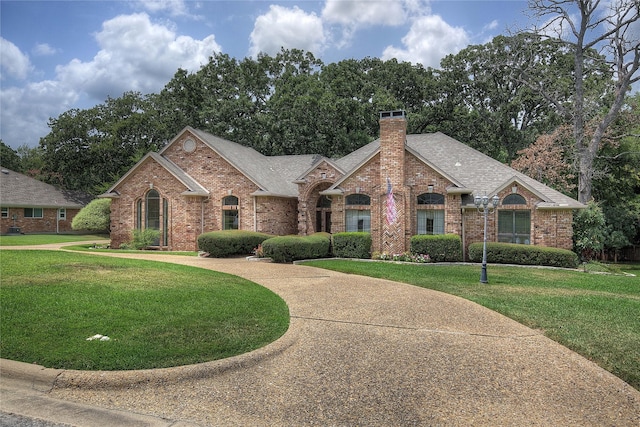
[474,194,500,284]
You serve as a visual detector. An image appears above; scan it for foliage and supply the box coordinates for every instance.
[129,228,161,250]
[71,198,111,232]
[0,140,22,171]
[573,201,607,261]
[261,233,331,263]
[511,125,576,195]
[197,230,273,258]
[303,259,640,390]
[373,252,431,263]
[410,234,463,262]
[0,250,288,370]
[468,242,579,268]
[331,232,371,259]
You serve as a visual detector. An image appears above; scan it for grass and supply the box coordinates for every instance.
[0,250,289,370]
[302,259,640,391]
[0,234,109,246]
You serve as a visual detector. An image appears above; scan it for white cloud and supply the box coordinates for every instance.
[483,20,499,31]
[322,0,408,27]
[0,38,33,80]
[249,5,326,57]
[56,13,221,101]
[0,13,221,148]
[33,43,58,56]
[381,15,469,68]
[138,0,190,17]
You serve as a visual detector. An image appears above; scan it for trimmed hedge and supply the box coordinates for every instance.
[262,233,331,263]
[197,230,272,258]
[468,242,579,268]
[332,232,372,259]
[410,234,462,262]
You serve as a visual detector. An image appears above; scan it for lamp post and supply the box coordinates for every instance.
[474,194,500,284]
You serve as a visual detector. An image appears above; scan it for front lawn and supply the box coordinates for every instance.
[0,251,289,370]
[302,260,640,391]
[0,234,108,246]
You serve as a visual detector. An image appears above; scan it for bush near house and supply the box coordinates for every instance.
[198,230,273,257]
[332,232,372,259]
[411,234,463,262]
[262,233,331,263]
[468,242,579,268]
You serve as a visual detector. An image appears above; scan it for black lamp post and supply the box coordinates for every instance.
[474,194,500,284]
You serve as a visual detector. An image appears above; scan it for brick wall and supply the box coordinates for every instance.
[297,160,341,235]
[1,207,80,234]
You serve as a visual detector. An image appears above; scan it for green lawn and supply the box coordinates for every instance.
[0,250,289,370]
[0,234,109,246]
[302,259,640,391]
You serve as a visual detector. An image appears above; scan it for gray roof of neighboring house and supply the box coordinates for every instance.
[189,128,318,197]
[0,168,90,208]
[329,133,584,209]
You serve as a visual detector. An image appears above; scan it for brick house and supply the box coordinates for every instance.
[0,168,90,234]
[101,111,584,256]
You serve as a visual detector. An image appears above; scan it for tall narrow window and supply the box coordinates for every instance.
[136,199,143,230]
[2,207,9,218]
[417,193,445,235]
[315,195,332,233]
[345,194,371,232]
[163,198,169,246]
[498,194,530,244]
[58,208,66,220]
[222,195,239,230]
[146,189,160,245]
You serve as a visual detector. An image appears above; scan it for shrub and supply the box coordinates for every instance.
[468,242,579,268]
[131,229,161,250]
[410,234,462,262]
[71,198,111,232]
[332,232,371,259]
[262,233,331,263]
[198,230,273,257]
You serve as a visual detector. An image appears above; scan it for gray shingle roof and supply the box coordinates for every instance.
[0,168,89,208]
[329,132,584,209]
[189,128,317,197]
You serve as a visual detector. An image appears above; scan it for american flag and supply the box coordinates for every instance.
[386,177,397,225]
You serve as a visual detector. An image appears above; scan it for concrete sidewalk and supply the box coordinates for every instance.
[2,247,640,426]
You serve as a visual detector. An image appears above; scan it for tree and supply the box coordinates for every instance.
[511,125,576,195]
[0,140,22,171]
[525,0,640,203]
[71,198,111,232]
[573,200,607,260]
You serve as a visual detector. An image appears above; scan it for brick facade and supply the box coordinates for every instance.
[105,115,580,255]
[1,207,79,234]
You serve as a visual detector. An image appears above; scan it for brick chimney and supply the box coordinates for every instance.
[379,110,407,255]
[379,110,406,189]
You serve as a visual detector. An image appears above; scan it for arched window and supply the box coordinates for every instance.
[222,195,239,230]
[346,194,370,205]
[145,189,161,245]
[417,193,444,205]
[417,193,445,235]
[345,194,370,232]
[502,194,526,205]
[499,194,530,244]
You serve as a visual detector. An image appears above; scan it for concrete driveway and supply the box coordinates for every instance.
[2,247,639,426]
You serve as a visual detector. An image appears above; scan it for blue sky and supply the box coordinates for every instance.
[1,0,531,149]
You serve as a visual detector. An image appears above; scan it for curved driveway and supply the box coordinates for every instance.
[2,245,640,426]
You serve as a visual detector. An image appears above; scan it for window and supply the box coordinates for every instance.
[136,199,143,230]
[315,195,332,233]
[58,208,66,220]
[417,193,444,205]
[222,195,239,230]
[1,208,8,218]
[145,190,161,246]
[417,210,445,235]
[163,199,169,246]
[502,194,526,205]
[24,208,43,218]
[498,210,531,244]
[345,193,370,232]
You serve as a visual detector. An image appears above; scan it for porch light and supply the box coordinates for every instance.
[474,194,500,284]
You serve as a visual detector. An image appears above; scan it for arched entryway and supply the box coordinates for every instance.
[316,195,332,233]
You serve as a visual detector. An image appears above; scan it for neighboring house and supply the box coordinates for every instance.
[102,111,584,257]
[0,168,90,234]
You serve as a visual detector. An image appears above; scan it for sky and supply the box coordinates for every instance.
[0,0,532,149]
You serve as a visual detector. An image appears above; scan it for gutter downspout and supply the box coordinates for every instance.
[253,196,257,231]
[461,206,466,261]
